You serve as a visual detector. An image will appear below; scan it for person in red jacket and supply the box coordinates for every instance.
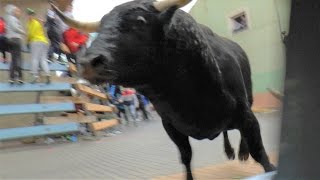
[63,28,88,54]
[0,17,8,63]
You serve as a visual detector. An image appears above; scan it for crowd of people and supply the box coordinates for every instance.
[0,3,154,123]
[106,85,153,122]
[0,4,89,84]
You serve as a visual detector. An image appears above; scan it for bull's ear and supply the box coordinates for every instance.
[158,6,178,24]
[91,55,106,67]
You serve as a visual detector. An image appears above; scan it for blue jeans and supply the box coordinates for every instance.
[123,101,137,121]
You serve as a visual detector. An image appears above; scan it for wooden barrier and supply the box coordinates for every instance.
[68,62,77,73]
[89,119,119,132]
[76,84,107,100]
[83,103,113,113]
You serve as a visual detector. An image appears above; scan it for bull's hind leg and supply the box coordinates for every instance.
[223,131,235,160]
[238,133,250,161]
[162,121,193,180]
[239,107,276,172]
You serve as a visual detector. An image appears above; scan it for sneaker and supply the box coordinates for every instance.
[8,79,14,84]
[17,79,24,84]
[46,58,53,63]
[57,58,67,65]
[46,76,51,84]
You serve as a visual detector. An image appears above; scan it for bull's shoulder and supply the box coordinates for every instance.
[164,10,211,44]
[166,11,230,51]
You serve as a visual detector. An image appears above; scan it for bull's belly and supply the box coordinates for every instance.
[190,131,221,140]
[168,116,227,140]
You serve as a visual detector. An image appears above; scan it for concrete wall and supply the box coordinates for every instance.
[0,0,49,24]
[189,0,291,108]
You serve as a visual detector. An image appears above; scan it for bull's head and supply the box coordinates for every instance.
[52,0,192,86]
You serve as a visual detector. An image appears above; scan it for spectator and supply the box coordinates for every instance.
[119,88,140,122]
[136,93,150,121]
[45,6,62,63]
[26,8,51,84]
[4,5,25,84]
[57,4,88,72]
[0,17,8,63]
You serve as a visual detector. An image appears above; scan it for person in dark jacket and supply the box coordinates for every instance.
[136,93,150,121]
[46,6,62,63]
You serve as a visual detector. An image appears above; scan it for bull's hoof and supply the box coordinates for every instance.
[186,172,193,180]
[225,148,235,160]
[238,149,250,161]
[265,164,277,172]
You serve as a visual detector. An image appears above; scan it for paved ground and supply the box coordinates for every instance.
[0,111,281,179]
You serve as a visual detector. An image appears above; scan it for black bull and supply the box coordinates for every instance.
[53,0,276,179]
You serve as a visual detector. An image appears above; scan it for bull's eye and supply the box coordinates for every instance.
[137,16,147,24]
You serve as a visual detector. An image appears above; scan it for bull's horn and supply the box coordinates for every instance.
[50,3,100,33]
[267,88,283,100]
[153,0,192,12]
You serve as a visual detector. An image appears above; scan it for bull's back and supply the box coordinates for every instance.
[201,26,253,106]
[171,10,253,105]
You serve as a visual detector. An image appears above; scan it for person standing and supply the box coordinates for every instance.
[26,8,51,84]
[4,5,25,84]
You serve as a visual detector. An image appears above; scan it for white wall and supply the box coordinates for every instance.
[73,0,197,21]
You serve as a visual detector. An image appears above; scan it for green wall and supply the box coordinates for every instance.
[189,0,291,93]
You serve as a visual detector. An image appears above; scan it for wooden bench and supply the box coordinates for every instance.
[40,96,89,104]
[0,62,68,71]
[0,123,79,141]
[51,76,78,84]
[0,103,75,116]
[43,115,97,125]
[0,83,71,92]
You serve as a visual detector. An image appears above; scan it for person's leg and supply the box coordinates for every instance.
[15,39,23,82]
[30,42,42,83]
[129,103,137,121]
[9,38,22,82]
[39,43,51,84]
[8,39,16,82]
[123,104,131,122]
[0,36,5,61]
[1,50,5,62]
[47,43,54,60]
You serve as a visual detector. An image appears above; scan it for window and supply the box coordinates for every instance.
[230,12,248,34]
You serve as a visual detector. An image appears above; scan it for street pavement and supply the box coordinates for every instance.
[0,111,281,179]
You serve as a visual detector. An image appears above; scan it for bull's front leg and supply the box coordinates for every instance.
[162,120,193,180]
